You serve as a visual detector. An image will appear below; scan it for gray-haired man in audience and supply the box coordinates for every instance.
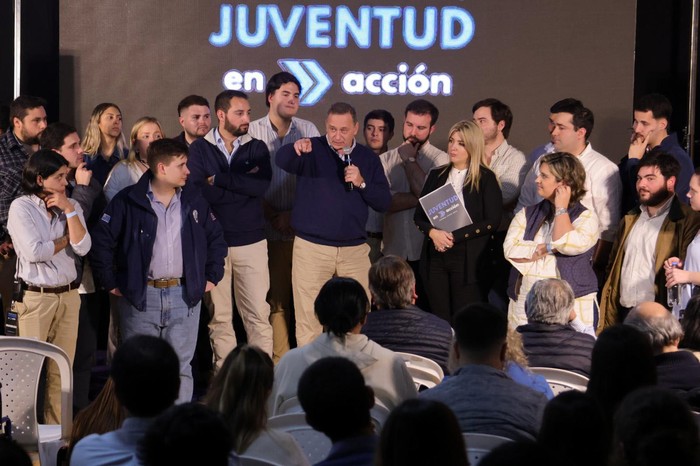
[517,279,596,376]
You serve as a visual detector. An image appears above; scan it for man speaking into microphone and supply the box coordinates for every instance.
[277,102,391,346]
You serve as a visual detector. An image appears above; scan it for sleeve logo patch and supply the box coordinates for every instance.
[101,213,111,223]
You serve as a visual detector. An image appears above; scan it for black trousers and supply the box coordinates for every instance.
[424,241,485,324]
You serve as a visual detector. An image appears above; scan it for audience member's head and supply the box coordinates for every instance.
[126,116,164,165]
[40,122,86,170]
[479,441,556,466]
[502,327,529,367]
[368,255,416,310]
[9,95,47,145]
[315,277,370,339]
[363,109,395,154]
[549,97,594,139]
[68,377,127,458]
[138,403,232,466]
[472,97,513,139]
[0,437,32,466]
[146,138,189,189]
[110,335,180,418]
[264,71,302,108]
[624,301,683,354]
[524,278,575,326]
[82,102,126,156]
[613,387,699,466]
[586,325,656,421]
[453,303,507,368]
[538,391,609,466]
[297,357,374,442]
[376,398,468,466]
[177,94,211,143]
[205,345,273,453]
[21,149,69,196]
[635,149,680,206]
[680,295,700,351]
[538,151,587,205]
[634,93,673,124]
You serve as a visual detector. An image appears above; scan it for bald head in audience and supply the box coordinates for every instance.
[624,301,683,355]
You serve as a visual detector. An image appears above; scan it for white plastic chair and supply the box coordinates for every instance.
[463,433,513,466]
[0,336,73,466]
[239,456,287,466]
[529,367,589,395]
[395,352,444,389]
[276,395,391,432]
[267,413,331,464]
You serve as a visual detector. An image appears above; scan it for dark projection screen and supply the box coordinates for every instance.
[59,1,636,160]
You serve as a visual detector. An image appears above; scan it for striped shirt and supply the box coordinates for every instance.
[248,115,320,241]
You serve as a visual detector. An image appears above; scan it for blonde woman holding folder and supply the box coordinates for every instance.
[414,120,502,322]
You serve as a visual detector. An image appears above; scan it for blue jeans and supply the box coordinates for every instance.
[118,285,200,403]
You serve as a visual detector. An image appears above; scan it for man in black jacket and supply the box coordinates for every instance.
[517,278,596,376]
[361,255,452,372]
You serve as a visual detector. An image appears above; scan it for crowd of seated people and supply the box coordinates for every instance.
[2,84,700,465]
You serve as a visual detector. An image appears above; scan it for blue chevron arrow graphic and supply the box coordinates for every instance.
[277,59,332,106]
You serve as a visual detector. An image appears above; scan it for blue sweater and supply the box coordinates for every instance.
[187,130,272,247]
[91,171,227,311]
[276,137,391,246]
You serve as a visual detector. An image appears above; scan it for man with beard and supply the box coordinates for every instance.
[379,100,448,309]
[601,149,700,328]
[174,95,212,146]
[0,95,47,316]
[187,90,273,366]
[472,98,528,310]
[618,93,694,213]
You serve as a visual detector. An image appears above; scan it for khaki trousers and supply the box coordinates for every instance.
[209,240,272,369]
[15,288,80,424]
[292,237,371,347]
[267,239,294,363]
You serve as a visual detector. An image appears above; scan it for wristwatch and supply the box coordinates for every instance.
[359,182,367,190]
[554,207,568,217]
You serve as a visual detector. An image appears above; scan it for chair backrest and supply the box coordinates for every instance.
[267,413,331,464]
[529,367,589,395]
[0,336,73,446]
[277,396,304,415]
[277,396,391,432]
[463,433,513,466]
[239,456,286,466]
[394,352,444,390]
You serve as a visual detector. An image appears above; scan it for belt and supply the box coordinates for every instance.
[366,231,383,240]
[147,277,184,288]
[23,280,80,294]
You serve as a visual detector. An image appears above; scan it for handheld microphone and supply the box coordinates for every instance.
[343,147,354,191]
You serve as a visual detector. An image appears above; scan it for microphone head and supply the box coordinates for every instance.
[343,146,352,154]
